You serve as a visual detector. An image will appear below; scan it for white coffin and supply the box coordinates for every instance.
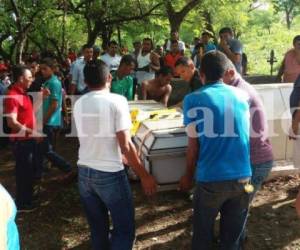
[134,118,187,188]
[253,83,293,161]
[135,119,187,151]
[128,100,165,112]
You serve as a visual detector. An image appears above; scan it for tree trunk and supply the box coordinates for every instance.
[117,26,122,47]
[285,4,292,30]
[87,29,98,47]
[169,18,182,33]
[86,18,102,47]
[15,35,27,64]
[101,28,110,49]
[202,10,217,43]
[61,1,67,56]
[165,0,202,33]
[286,12,291,30]
[48,38,64,62]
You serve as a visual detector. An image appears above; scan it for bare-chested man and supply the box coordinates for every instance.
[141,66,172,107]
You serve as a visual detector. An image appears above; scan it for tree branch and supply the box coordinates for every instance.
[106,2,163,26]
[177,0,201,19]
[9,0,22,31]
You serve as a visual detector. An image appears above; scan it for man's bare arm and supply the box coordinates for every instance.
[185,136,199,179]
[161,85,172,107]
[43,99,58,125]
[219,40,241,64]
[277,59,285,82]
[6,114,33,135]
[179,131,199,191]
[141,81,148,100]
[116,129,157,196]
[290,103,300,139]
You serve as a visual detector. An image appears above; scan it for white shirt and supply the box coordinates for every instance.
[136,52,155,84]
[137,52,151,68]
[166,40,185,52]
[71,57,87,92]
[73,89,132,172]
[101,53,122,71]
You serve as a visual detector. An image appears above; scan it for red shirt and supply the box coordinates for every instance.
[68,52,77,62]
[4,84,36,141]
[164,52,182,76]
[0,63,8,73]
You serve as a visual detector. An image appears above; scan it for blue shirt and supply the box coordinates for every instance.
[183,82,251,182]
[204,42,216,53]
[0,82,6,95]
[42,75,63,126]
[0,184,20,250]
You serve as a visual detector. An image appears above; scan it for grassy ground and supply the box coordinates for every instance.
[1,136,300,250]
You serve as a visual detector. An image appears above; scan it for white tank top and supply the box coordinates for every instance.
[137,52,151,68]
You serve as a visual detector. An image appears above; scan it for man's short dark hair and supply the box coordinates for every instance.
[12,65,30,83]
[40,57,56,69]
[195,43,204,51]
[120,55,136,67]
[143,38,154,49]
[84,60,109,87]
[157,66,173,76]
[108,40,118,47]
[175,57,190,67]
[202,31,212,37]
[82,44,93,51]
[293,35,300,45]
[133,41,141,46]
[200,51,232,82]
[219,27,233,36]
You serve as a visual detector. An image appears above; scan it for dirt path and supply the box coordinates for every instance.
[1,136,300,250]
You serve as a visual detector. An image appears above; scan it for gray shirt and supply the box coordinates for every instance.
[219,38,243,74]
[71,58,87,92]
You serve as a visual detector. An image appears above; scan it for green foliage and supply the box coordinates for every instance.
[0,0,299,75]
[241,3,300,74]
[272,0,300,29]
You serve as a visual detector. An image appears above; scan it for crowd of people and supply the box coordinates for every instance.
[0,27,300,250]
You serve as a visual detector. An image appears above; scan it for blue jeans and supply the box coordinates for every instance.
[240,160,274,243]
[192,180,251,250]
[78,166,135,250]
[250,160,273,199]
[35,125,72,179]
[12,140,36,208]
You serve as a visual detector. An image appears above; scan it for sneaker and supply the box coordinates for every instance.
[17,204,38,213]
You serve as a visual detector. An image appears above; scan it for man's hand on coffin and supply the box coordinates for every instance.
[179,174,193,191]
[141,174,157,196]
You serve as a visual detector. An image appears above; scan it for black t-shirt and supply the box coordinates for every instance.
[28,72,44,92]
[190,70,203,92]
[290,74,300,117]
